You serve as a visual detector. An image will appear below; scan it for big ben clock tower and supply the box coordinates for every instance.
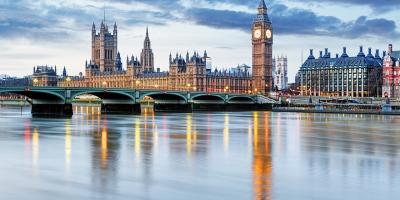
[252,0,273,95]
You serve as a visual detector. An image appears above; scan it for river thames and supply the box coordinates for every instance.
[0,105,399,199]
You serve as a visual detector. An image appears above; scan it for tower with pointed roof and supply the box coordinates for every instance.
[140,27,155,73]
[252,0,273,94]
[91,17,118,73]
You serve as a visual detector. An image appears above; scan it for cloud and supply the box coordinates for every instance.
[0,0,398,42]
[186,4,399,38]
[288,0,400,11]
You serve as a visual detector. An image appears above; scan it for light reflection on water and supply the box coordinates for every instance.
[0,105,399,199]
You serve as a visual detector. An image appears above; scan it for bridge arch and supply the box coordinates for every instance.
[227,96,256,104]
[71,91,135,101]
[0,89,65,103]
[191,94,225,102]
[140,92,187,103]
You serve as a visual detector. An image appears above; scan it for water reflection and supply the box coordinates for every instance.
[90,118,121,196]
[253,112,272,200]
[32,128,39,171]
[65,119,72,171]
[0,106,399,199]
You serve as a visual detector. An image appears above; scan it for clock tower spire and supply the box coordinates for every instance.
[252,0,273,94]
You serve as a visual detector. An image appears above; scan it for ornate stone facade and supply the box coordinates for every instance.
[252,0,273,94]
[33,65,58,87]
[58,0,272,95]
[382,44,400,98]
[273,56,288,90]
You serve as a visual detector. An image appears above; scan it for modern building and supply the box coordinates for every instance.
[299,47,383,97]
[382,44,400,98]
[273,55,288,90]
[54,0,273,95]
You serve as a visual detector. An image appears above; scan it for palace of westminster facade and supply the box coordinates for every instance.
[35,1,274,94]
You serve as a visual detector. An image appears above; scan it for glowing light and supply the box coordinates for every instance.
[32,128,39,169]
[101,126,108,168]
[186,114,192,156]
[65,119,72,169]
[223,113,230,152]
[135,118,141,158]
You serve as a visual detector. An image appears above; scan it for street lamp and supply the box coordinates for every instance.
[33,78,38,86]
[135,80,140,89]
[102,81,107,88]
[66,77,71,88]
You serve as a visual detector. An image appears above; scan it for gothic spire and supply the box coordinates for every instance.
[259,0,267,9]
[144,26,151,49]
[255,0,270,23]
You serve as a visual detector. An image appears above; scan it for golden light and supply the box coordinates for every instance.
[255,88,258,92]
[187,83,192,87]
[135,80,140,85]
[225,86,229,90]
[102,81,107,87]
[193,87,197,91]
[154,84,159,88]
[66,77,71,82]
[33,78,38,83]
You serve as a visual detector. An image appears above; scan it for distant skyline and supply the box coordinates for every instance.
[0,0,399,82]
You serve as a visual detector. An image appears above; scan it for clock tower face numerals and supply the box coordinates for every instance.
[254,29,261,39]
[266,29,272,39]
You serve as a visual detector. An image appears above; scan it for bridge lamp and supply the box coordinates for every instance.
[66,77,71,87]
[135,80,140,85]
[255,88,258,92]
[102,81,107,88]
[33,78,38,86]
[193,87,197,91]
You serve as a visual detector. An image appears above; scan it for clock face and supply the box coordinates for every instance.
[266,29,272,39]
[254,29,261,39]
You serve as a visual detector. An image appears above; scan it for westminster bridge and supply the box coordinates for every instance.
[0,87,276,116]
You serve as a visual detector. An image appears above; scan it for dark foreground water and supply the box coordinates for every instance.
[0,105,399,200]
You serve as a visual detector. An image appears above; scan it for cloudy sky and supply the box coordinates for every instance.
[0,0,399,81]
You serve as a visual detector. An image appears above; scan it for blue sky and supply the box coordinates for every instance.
[0,0,399,82]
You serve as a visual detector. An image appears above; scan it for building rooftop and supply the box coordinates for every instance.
[300,47,382,70]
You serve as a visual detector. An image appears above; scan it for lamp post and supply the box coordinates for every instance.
[66,77,71,88]
[135,80,140,89]
[186,83,192,91]
[33,78,38,87]
[102,81,107,88]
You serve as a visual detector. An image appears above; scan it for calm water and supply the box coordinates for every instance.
[0,105,399,200]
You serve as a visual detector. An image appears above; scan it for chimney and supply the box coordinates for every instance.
[389,44,393,55]
[375,49,380,59]
[343,47,347,54]
[324,48,328,56]
[319,51,323,58]
[308,49,315,60]
[357,46,365,57]
[336,54,339,58]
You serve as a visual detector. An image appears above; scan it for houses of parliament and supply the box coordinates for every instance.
[50,0,273,94]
